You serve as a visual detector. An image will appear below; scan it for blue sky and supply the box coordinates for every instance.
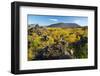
[28,15,88,26]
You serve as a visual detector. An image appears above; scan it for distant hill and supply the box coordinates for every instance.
[28,24,38,27]
[28,24,39,29]
[48,23,81,28]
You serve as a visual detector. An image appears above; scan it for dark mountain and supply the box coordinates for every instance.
[48,23,81,28]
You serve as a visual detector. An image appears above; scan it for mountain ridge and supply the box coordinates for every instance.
[48,22,81,28]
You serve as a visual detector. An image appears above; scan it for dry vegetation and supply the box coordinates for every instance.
[28,25,88,61]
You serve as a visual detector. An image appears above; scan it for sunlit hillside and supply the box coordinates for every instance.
[28,24,88,61]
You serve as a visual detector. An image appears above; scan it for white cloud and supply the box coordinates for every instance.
[49,18,58,22]
[73,20,81,24]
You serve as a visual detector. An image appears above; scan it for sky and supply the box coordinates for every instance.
[28,15,88,26]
